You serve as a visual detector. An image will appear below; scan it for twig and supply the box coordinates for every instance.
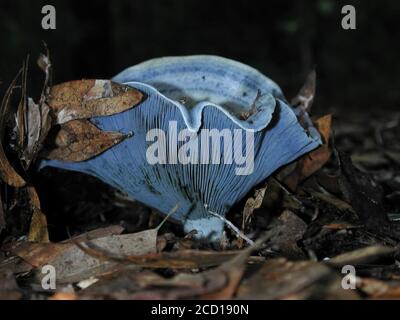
[271,176,303,206]
[156,203,179,230]
[207,210,254,245]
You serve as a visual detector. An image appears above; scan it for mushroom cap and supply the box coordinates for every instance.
[41,56,321,241]
[113,55,286,107]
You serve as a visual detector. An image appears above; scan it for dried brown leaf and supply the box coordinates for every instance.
[284,114,332,190]
[27,186,49,243]
[52,231,158,283]
[27,210,49,243]
[47,80,143,124]
[13,226,124,266]
[12,53,53,168]
[238,186,266,248]
[0,71,26,187]
[46,204,179,282]
[34,47,53,162]
[13,242,68,267]
[66,225,124,243]
[22,99,41,161]
[42,119,127,162]
[21,99,52,167]
[13,226,156,283]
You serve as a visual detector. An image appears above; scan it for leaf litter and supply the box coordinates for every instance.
[0,54,400,300]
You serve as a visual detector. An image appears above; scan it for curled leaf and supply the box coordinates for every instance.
[13,53,53,169]
[27,186,49,243]
[21,99,52,167]
[0,71,26,187]
[238,185,266,248]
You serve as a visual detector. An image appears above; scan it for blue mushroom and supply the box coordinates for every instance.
[41,56,321,241]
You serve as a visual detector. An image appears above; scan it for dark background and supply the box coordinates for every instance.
[0,0,399,115]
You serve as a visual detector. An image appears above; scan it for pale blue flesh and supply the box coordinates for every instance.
[41,56,321,240]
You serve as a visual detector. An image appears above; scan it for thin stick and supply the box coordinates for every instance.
[271,176,303,206]
[208,210,254,245]
[156,203,180,231]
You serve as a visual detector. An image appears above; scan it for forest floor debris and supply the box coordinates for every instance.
[0,54,400,300]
